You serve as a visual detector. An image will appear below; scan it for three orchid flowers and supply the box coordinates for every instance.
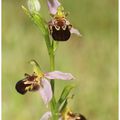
[15,0,85,120]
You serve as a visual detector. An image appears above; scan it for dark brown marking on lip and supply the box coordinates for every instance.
[67,112,87,120]
[15,74,38,95]
[52,25,71,41]
[15,79,31,95]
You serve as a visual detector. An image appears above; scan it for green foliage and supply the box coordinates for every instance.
[57,85,74,107]
[22,6,47,35]
[59,99,68,112]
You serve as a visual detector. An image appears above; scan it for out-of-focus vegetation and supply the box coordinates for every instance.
[2,0,118,120]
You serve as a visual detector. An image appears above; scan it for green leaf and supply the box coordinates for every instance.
[57,85,74,107]
[50,96,57,112]
[22,6,31,17]
[59,99,68,112]
[22,6,52,55]
[22,5,48,35]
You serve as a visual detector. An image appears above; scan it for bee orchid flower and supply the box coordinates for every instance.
[47,0,81,41]
[40,111,87,120]
[15,60,74,104]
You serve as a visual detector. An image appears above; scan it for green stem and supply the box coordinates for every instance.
[44,33,52,55]
[44,34,58,120]
[44,33,55,93]
[50,41,59,120]
[50,50,55,92]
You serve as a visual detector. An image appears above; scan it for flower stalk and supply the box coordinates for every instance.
[46,38,58,119]
[50,47,55,92]
[49,42,59,120]
[43,25,58,119]
[16,0,84,120]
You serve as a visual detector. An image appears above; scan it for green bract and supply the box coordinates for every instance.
[58,85,74,107]
[22,6,47,35]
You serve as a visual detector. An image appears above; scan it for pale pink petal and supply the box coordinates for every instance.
[39,78,52,104]
[59,117,63,120]
[70,27,82,36]
[45,71,75,80]
[47,0,61,15]
[40,112,62,120]
[40,112,52,120]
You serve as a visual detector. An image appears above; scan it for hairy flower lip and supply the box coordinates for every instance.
[48,17,81,41]
[48,5,81,41]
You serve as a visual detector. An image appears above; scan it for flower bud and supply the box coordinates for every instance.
[27,0,41,12]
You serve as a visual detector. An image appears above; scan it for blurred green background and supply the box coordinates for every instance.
[2,0,118,120]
